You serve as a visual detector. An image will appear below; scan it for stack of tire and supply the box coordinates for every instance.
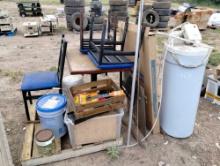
[89,0,104,31]
[153,0,171,28]
[64,0,87,31]
[140,1,171,29]
[17,1,43,17]
[109,0,128,26]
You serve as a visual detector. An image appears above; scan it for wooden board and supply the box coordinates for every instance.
[21,123,34,161]
[67,47,130,75]
[0,113,14,166]
[22,138,123,166]
[21,104,36,161]
[120,22,160,134]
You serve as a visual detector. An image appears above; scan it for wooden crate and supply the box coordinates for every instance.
[186,8,213,30]
[68,79,126,119]
[21,104,123,166]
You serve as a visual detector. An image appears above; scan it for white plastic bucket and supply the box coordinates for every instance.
[160,42,212,138]
[62,75,83,93]
[36,93,67,138]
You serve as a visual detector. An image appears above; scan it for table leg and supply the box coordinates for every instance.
[91,74,97,81]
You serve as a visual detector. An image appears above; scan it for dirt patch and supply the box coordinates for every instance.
[0,1,220,166]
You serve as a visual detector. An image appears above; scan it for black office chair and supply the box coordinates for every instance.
[20,35,68,120]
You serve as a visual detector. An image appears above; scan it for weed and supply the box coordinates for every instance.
[107,146,120,160]
[0,70,23,81]
[49,66,57,71]
[208,51,220,66]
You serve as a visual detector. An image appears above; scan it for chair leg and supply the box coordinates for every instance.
[28,91,33,104]
[59,88,62,94]
[22,91,30,121]
[120,72,123,88]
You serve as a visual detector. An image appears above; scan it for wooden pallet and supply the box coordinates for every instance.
[21,104,123,166]
[0,28,17,37]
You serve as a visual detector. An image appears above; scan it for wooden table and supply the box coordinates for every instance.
[67,47,131,82]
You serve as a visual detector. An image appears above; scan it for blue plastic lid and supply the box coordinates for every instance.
[36,93,67,113]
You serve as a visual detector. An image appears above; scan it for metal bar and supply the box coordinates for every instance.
[127,0,144,146]
[103,51,135,56]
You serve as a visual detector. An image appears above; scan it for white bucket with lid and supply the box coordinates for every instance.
[36,93,67,138]
[160,27,213,138]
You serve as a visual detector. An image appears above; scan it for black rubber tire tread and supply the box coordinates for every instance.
[153,2,171,9]
[110,5,127,11]
[154,9,171,16]
[109,11,128,17]
[90,24,103,31]
[157,21,168,28]
[93,16,105,24]
[90,1,102,9]
[66,21,73,30]
[72,12,88,31]
[109,0,127,6]
[159,16,170,22]
[66,14,73,22]
[64,6,85,15]
[142,9,160,28]
[143,5,153,10]
[64,0,85,7]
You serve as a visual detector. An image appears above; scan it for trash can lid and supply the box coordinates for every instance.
[36,93,67,113]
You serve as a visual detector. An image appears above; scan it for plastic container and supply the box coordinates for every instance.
[62,75,83,94]
[160,41,212,138]
[64,109,124,148]
[35,129,55,156]
[36,93,67,138]
[62,75,83,112]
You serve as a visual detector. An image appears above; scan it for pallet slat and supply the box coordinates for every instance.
[22,138,123,166]
[21,124,34,161]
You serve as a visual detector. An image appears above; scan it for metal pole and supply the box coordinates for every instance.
[127,0,145,146]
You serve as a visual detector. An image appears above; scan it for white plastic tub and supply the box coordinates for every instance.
[64,109,124,148]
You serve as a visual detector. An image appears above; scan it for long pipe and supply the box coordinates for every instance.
[127,0,144,146]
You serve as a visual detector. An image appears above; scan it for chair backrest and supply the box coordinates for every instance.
[57,35,68,88]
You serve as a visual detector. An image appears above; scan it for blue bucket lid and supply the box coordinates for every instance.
[36,93,67,113]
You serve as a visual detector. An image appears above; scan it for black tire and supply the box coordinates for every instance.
[64,0,85,7]
[142,9,160,28]
[90,24,103,31]
[110,5,127,11]
[153,2,171,9]
[109,0,127,6]
[157,21,168,28]
[66,14,72,22]
[159,16,170,22]
[154,9,171,16]
[64,6,84,15]
[93,16,104,24]
[66,21,73,30]
[109,11,128,17]
[90,1,102,9]
[20,12,26,17]
[72,12,88,31]
[144,5,153,10]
